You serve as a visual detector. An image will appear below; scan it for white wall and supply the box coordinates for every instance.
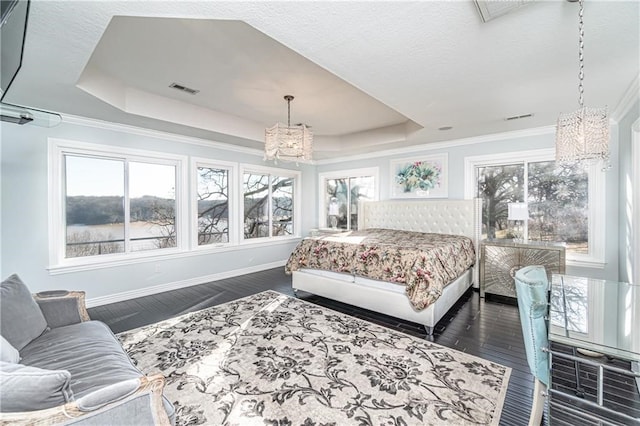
[0,109,630,304]
[317,127,621,280]
[0,117,316,304]
[618,99,640,283]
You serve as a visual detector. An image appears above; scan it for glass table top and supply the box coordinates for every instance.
[549,274,640,362]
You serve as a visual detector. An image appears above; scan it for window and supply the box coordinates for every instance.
[242,166,300,240]
[319,168,378,230]
[465,149,604,266]
[49,140,301,272]
[527,161,589,253]
[65,155,125,257]
[193,159,235,247]
[50,140,187,267]
[128,161,177,252]
[65,156,178,257]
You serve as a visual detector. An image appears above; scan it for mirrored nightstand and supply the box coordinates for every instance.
[480,239,566,299]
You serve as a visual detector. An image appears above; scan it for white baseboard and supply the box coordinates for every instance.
[85,260,286,308]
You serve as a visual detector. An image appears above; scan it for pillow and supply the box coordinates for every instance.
[0,361,74,412]
[0,274,48,351]
[0,335,20,363]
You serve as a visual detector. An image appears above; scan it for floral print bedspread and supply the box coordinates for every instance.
[285,228,476,310]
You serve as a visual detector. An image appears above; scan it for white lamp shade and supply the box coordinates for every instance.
[508,202,529,221]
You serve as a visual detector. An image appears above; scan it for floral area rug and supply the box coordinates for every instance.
[118,291,511,426]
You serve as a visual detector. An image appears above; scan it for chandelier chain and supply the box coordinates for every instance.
[578,0,584,107]
[555,0,609,169]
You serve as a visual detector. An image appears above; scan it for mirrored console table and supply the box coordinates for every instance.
[548,274,640,424]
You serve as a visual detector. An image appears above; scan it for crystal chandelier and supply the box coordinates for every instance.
[264,95,313,163]
[556,0,609,166]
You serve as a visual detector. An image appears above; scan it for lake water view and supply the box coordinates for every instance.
[66,221,173,256]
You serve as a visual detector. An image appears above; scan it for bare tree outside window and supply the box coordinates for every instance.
[272,176,293,237]
[476,160,589,254]
[244,173,270,239]
[243,172,294,239]
[528,161,588,253]
[476,164,524,239]
[130,162,176,251]
[197,167,229,245]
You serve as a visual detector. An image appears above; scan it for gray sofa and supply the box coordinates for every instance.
[0,274,175,425]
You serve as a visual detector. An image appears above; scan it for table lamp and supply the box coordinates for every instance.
[508,202,529,242]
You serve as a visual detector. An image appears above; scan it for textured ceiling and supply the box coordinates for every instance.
[3,1,639,160]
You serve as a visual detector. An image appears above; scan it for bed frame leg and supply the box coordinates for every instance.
[293,288,298,297]
[424,325,434,336]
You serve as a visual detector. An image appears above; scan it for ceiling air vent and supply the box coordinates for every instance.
[169,82,199,95]
[505,113,534,121]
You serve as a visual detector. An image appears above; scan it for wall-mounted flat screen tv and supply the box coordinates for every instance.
[1,0,29,101]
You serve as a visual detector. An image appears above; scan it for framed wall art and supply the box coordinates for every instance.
[390,153,448,198]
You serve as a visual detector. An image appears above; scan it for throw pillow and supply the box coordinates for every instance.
[0,335,20,363]
[0,274,48,351]
[0,361,74,412]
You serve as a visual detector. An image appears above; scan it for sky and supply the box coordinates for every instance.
[65,156,175,199]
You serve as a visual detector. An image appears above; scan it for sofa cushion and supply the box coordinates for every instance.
[19,321,143,399]
[0,361,74,412]
[0,335,20,363]
[0,274,48,351]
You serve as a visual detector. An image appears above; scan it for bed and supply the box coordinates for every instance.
[286,199,481,335]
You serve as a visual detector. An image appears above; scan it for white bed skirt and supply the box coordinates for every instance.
[292,268,473,333]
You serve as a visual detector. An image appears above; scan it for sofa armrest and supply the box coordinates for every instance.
[0,374,172,426]
[33,291,90,329]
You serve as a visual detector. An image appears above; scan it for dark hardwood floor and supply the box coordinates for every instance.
[88,267,639,425]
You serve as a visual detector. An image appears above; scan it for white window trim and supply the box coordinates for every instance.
[464,148,606,268]
[46,237,299,275]
[191,157,238,250]
[318,167,379,229]
[239,163,302,242]
[632,117,640,285]
[48,138,189,271]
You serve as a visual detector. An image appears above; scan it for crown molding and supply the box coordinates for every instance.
[58,113,559,166]
[61,114,265,157]
[611,74,640,123]
[314,125,556,165]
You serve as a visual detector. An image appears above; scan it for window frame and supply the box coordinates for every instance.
[318,167,379,230]
[48,141,304,275]
[239,163,301,243]
[48,139,189,271]
[464,148,605,268]
[190,157,238,250]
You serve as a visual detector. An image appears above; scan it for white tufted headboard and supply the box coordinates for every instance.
[359,199,481,246]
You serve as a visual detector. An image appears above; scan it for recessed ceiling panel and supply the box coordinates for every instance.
[77,16,419,144]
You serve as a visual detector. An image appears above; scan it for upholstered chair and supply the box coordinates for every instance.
[514,265,550,426]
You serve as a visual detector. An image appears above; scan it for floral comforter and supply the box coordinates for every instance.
[285,228,476,310]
